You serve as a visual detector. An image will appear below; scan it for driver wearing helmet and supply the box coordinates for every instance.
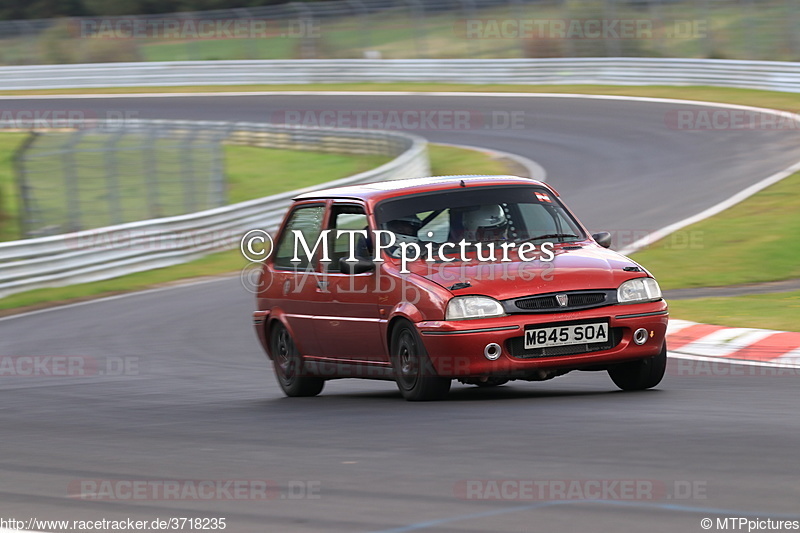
[385,214,422,258]
[461,204,508,241]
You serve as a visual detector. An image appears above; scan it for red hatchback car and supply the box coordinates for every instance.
[253,176,668,401]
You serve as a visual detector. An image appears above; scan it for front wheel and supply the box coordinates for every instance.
[391,323,451,401]
[270,323,324,397]
[608,343,667,391]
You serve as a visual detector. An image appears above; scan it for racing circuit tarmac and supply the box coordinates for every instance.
[2,94,800,532]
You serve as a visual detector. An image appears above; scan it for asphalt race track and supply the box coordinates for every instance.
[2,94,800,532]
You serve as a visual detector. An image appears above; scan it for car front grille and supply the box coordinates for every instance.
[506,327,623,359]
[506,290,614,314]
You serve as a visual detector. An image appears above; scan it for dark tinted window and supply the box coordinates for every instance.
[274,205,326,269]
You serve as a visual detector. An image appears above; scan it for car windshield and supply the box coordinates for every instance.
[374,185,585,250]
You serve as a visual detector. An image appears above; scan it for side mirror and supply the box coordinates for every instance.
[592,231,612,249]
[339,257,375,275]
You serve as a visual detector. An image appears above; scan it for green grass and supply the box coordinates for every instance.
[629,168,800,331]
[428,144,510,176]
[141,38,296,62]
[667,291,800,332]
[631,171,800,289]
[0,143,506,313]
[224,145,390,203]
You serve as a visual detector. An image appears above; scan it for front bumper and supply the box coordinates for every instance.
[416,301,668,378]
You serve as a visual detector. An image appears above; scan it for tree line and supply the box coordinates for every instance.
[0,0,325,20]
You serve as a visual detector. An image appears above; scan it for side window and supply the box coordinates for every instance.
[274,205,326,269]
[328,204,369,270]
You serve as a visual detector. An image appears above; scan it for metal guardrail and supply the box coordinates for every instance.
[2,58,800,93]
[0,120,429,299]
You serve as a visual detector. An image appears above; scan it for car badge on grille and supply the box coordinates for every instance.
[556,294,569,307]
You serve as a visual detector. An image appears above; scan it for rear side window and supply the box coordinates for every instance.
[273,205,326,269]
[327,204,370,270]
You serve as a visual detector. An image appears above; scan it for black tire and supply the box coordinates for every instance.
[608,343,667,391]
[390,322,451,401]
[270,323,324,397]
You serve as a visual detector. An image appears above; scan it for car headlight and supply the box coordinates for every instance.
[617,277,662,303]
[446,296,505,320]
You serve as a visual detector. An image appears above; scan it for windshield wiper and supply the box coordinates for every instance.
[520,233,580,243]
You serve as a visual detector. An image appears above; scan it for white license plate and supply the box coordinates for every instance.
[524,322,609,349]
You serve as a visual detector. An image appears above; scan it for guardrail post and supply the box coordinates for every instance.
[234,8,260,59]
[791,0,800,58]
[404,0,428,59]
[743,0,757,59]
[604,0,621,57]
[143,126,162,219]
[16,20,37,64]
[508,0,525,58]
[61,130,85,233]
[12,132,39,238]
[103,128,126,226]
[647,0,665,57]
[459,0,478,58]
[698,0,714,58]
[559,0,575,58]
[344,0,372,57]
[178,12,199,60]
[210,125,230,208]
[291,3,317,59]
[180,127,199,214]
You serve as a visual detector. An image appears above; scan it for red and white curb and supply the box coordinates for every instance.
[667,319,800,368]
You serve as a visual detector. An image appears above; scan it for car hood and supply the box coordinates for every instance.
[407,244,646,300]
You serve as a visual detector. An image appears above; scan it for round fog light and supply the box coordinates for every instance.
[484,343,502,360]
[633,328,648,345]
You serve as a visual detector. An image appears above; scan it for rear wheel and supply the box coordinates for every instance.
[391,323,451,401]
[608,343,667,391]
[270,323,324,397]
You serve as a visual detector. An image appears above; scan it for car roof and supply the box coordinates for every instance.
[292,175,552,203]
